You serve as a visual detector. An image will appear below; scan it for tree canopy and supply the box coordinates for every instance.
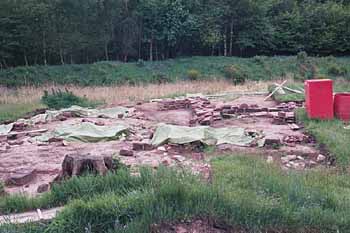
[1,0,350,67]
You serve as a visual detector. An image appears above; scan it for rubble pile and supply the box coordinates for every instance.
[158,97,300,126]
[158,97,222,126]
[281,153,327,170]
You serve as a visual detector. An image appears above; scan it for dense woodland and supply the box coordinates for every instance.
[1,0,350,67]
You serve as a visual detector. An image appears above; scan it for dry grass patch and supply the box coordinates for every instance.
[0,80,271,105]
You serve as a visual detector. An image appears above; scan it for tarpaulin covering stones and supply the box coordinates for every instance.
[29,106,131,125]
[0,123,14,135]
[151,123,261,147]
[35,122,128,143]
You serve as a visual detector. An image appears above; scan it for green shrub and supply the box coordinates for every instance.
[297,51,308,63]
[151,73,171,84]
[0,182,4,195]
[186,69,201,81]
[328,63,347,76]
[223,65,247,85]
[41,89,95,110]
[252,55,266,65]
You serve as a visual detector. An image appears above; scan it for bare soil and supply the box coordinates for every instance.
[0,95,324,196]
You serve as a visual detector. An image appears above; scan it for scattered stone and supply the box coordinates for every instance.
[157,146,167,152]
[7,140,24,146]
[289,161,305,170]
[264,137,281,147]
[172,155,186,162]
[317,154,326,162]
[37,183,50,193]
[119,149,134,157]
[281,155,297,164]
[267,156,274,164]
[5,169,37,186]
[288,123,301,131]
[132,141,153,151]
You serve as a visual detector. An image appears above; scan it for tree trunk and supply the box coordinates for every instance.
[155,41,158,61]
[224,28,227,57]
[149,39,153,61]
[230,18,234,56]
[43,31,47,65]
[24,53,29,66]
[60,48,65,65]
[104,41,109,61]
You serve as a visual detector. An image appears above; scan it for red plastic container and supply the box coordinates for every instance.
[334,93,350,121]
[305,79,334,119]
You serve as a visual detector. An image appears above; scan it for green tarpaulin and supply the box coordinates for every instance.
[35,122,128,143]
[151,123,260,147]
[0,123,14,135]
[25,106,131,125]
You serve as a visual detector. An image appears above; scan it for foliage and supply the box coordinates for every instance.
[1,0,350,68]
[3,156,350,232]
[1,56,350,87]
[223,65,247,85]
[0,182,4,195]
[41,89,97,110]
[186,69,201,81]
[328,63,348,76]
[0,103,44,123]
[296,51,308,64]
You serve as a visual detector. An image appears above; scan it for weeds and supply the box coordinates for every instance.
[41,89,99,110]
[297,109,350,168]
[3,156,350,232]
[1,56,350,87]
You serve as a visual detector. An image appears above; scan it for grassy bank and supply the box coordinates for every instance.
[0,103,44,123]
[270,80,350,103]
[2,156,350,232]
[1,56,350,87]
[297,109,350,167]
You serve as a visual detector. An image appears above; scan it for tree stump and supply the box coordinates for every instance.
[58,153,113,180]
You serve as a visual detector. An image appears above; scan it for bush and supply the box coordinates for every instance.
[41,89,95,110]
[223,65,247,85]
[297,51,308,63]
[252,55,267,65]
[186,69,201,81]
[328,63,347,76]
[0,182,4,195]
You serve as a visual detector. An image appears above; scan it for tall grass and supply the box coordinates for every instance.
[297,109,350,167]
[2,156,350,232]
[1,56,350,87]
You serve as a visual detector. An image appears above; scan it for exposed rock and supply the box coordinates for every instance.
[119,149,134,157]
[264,137,281,147]
[37,183,50,193]
[5,169,37,186]
[172,155,186,163]
[157,146,167,152]
[132,141,154,151]
[317,154,326,162]
[7,140,24,146]
[281,155,297,164]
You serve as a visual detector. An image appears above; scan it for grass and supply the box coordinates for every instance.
[1,56,350,87]
[270,79,350,103]
[0,103,44,123]
[297,109,350,168]
[2,156,350,232]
